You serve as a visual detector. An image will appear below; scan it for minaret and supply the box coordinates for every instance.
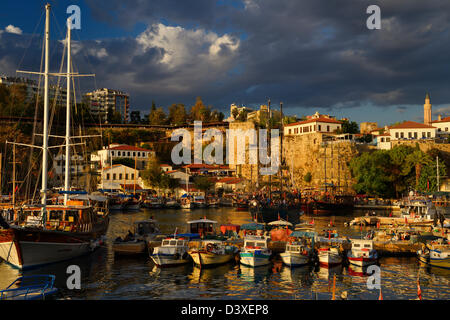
[424,92,432,126]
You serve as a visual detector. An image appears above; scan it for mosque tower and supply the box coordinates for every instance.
[424,92,432,126]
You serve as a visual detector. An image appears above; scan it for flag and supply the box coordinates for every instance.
[379,288,383,300]
[278,213,281,220]
[328,230,331,240]
[329,219,333,227]
[417,280,422,300]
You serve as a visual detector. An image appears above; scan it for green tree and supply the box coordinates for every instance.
[168,103,187,125]
[193,176,214,195]
[141,158,162,193]
[149,107,167,125]
[337,119,359,134]
[405,150,433,189]
[304,172,312,184]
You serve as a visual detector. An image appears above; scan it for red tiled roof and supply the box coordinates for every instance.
[160,164,171,167]
[165,170,178,174]
[183,164,217,169]
[285,116,342,127]
[108,145,152,152]
[389,121,436,129]
[432,117,450,123]
[216,177,243,184]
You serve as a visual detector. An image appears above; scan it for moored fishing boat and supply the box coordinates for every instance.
[318,246,342,267]
[239,235,272,267]
[418,243,450,269]
[280,230,316,267]
[150,235,191,267]
[113,219,161,256]
[123,196,141,211]
[347,239,378,267]
[188,239,238,267]
[192,195,207,208]
[0,275,58,300]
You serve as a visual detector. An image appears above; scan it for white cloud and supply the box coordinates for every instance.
[136,23,239,68]
[5,25,22,35]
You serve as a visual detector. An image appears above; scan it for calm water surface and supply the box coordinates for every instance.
[1,208,449,300]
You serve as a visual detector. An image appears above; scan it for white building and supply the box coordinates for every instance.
[91,144,155,170]
[375,133,392,150]
[160,164,173,172]
[432,116,450,135]
[99,164,145,191]
[284,112,342,136]
[166,170,190,183]
[84,88,129,123]
[389,121,437,140]
[52,154,85,175]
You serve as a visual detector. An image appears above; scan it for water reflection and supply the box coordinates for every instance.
[0,208,449,300]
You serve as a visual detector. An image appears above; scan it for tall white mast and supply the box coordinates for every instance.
[64,19,72,205]
[41,3,51,212]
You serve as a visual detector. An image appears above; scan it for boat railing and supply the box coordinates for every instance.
[0,275,55,300]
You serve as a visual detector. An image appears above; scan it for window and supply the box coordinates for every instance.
[111,151,115,156]
[395,132,399,138]
[408,132,412,138]
[446,127,448,132]
[422,132,426,138]
[118,151,121,156]
[400,132,404,138]
[288,129,291,134]
[386,138,390,142]
[131,173,135,180]
[169,240,176,246]
[133,152,136,157]
[427,132,431,137]
[327,125,330,132]
[113,173,116,180]
[128,152,131,156]
[318,125,321,131]
[106,173,110,180]
[119,173,122,180]
[256,242,265,247]
[381,138,384,142]
[246,241,255,247]
[414,132,417,139]
[125,174,129,180]
[138,152,141,157]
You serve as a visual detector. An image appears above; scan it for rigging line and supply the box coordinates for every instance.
[17,10,45,73]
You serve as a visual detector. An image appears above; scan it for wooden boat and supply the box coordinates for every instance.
[0,201,108,269]
[418,244,450,269]
[239,235,272,267]
[192,195,207,208]
[150,236,191,267]
[180,197,194,209]
[347,239,378,267]
[0,8,108,270]
[143,197,164,209]
[113,219,161,256]
[189,239,238,267]
[108,195,124,211]
[219,196,234,207]
[318,247,342,267]
[280,230,316,267]
[0,275,58,300]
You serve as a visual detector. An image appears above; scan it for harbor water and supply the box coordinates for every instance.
[1,207,449,300]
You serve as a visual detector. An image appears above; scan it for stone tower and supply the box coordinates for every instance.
[424,92,432,126]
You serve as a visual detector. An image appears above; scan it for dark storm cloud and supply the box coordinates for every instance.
[2,0,450,115]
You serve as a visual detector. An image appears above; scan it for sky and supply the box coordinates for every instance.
[1,0,450,126]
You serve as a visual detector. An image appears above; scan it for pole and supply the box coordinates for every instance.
[41,3,51,217]
[134,154,137,195]
[64,18,71,205]
[280,102,283,195]
[437,155,439,191]
[268,98,271,200]
[12,145,16,210]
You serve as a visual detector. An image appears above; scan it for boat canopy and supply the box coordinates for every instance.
[268,220,293,227]
[176,233,200,239]
[290,231,317,238]
[241,222,265,230]
[187,219,217,224]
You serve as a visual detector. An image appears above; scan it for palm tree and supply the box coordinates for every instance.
[405,150,432,189]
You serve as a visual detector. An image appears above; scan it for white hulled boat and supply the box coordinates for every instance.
[150,236,191,267]
[347,239,378,267]
[318,247,342,267]
[189,239,238,267]
[239,235,272,267]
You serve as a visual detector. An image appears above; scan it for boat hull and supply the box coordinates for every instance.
[189,251,234,266]
[239,252,271,267]
[318,252,342,267]
[347,256,377,267]
[113,241,146,255]
[280,252,309,267]
[150,253,190,267]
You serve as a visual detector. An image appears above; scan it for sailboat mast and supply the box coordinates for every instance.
[41,3,51,211]
[64,19,72,205]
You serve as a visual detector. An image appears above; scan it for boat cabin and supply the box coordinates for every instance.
[351,239,374,255]
[244,235,269,249]
[187,218,217,236]
[161,238,189,247]
[17,203,97,233]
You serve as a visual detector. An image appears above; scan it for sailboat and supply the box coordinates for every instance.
[0,5,108,269]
